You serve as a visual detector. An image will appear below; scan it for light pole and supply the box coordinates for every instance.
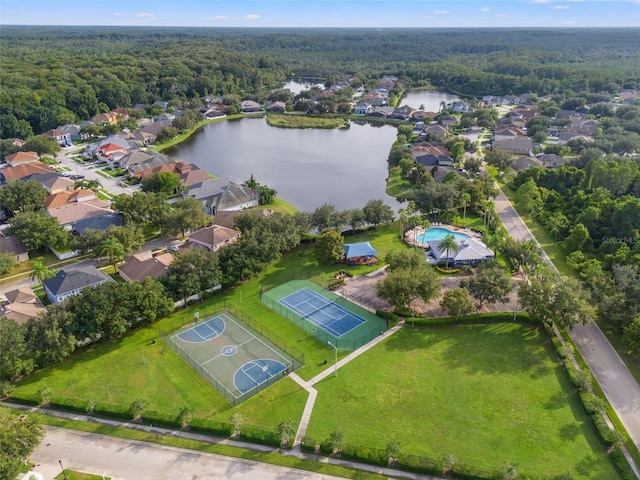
[328,341,338,377]
[58,460,68,480]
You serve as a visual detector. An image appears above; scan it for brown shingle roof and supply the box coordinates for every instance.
[1,162,55,181]
[118,253,173,282]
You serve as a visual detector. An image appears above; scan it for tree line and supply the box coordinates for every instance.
[2,27,640,138]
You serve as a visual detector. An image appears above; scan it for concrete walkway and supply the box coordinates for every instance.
[288,319,406,450]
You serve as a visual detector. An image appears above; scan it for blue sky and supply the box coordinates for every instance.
[2,0,640,27]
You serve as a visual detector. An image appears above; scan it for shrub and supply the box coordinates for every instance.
[590,412,621,447]
[608,446,637,480]
[240,425,280,447]
[300,435,317,453]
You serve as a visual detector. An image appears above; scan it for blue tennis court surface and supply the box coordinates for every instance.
[233,359,287,394]
[278,288,365,337]
[176,316,226,343]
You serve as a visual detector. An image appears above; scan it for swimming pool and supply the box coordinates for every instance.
[416,227,471,244]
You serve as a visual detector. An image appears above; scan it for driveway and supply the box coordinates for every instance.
[31,427,346,480]
[55,147,139,197]
[492,182,640,451]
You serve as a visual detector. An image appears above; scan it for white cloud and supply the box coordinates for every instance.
[434,10,449,15]
[481,7,491,12]
[136,12,154,18]
[531,0,552,4]
[552,5,570,9]
[244,14,261,20]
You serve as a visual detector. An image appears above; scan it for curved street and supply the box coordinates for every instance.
[492,183,640,452]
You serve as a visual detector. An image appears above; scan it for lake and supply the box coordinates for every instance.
[166,118,399,212]
[399,90,462,112]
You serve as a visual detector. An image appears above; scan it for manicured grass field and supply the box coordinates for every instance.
[266,114,347,129]
[306,323,618,479]
[57,471,111,480]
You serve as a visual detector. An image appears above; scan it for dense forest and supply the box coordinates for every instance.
[2,27,640,137]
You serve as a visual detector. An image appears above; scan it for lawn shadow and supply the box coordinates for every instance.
[558,422,582,441]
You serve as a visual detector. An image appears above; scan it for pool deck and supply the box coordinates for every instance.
[404,224,482,248]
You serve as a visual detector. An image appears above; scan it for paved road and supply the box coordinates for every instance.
[31,427,346,480]
[56,146,139,197]
[492,182,640,451]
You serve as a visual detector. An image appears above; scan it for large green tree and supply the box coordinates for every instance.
[164,197,209,237]
[376,248,440,310]
[0,318,35,381]
[363,199,394,229]
[0,179,47,214]
[0,252,18,277]
[440,287,475,323]
[0,407,45,480]
[460,261,512,308]
[23,135,61,157]
[518,268,595,328]
[314,228,344,264]
[8,211,68,251]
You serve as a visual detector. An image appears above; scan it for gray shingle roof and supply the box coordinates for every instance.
[43,265,113,296]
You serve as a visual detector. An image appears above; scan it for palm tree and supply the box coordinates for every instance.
[461,192,471,223]
[74,178,102,192]
[30,261,54,284]
[97,237,125,271]
[437,234,460,270]
[277,420,295,448]
[482,200,494,228]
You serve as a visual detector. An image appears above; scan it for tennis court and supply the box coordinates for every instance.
[164,311,295,403]
[279,288,365,337]
[261,280,388,350]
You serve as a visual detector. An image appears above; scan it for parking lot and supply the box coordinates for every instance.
[337,268,521,318]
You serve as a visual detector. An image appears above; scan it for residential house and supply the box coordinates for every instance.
[494,125,525,137]
[85,136,135,162]
[118,252,173,282]
[176,163,210,189]
[23,173,75,194]
[5,151,39,166]
[187,224,241,252]
[452,102,473,113]
[153,100,169,111]
[512,156,542,173]
[427,237,494,266]
[71,212,123,235]
[199,105,227,119]
[57,124,83,142]
[153,112,175,123]
[1,162,55,183]
[0,232,28,261]
[187,177,259,215]
[266,101,286,113]
[213,208,273,229]
[46,190,112,230]
[493,136,533,155]
[535,153,565,168]
[390,105,416,121]
[0,287,46,324]
[412,111,438,122]
[423,124,449,141]
[112,107,130,120]
[368,106,394,118]
[43,265,114,304]
[91,112,119,125]
[6,138,26,148]
[353,102,372,115]
[125,153,175,179]
[240,100,263,113]
[43,128,72,146]
[363,90,388,106]
[440,115,458,127]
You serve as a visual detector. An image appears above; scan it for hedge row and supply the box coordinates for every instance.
[546,330,636,479]
[407,311,531,327]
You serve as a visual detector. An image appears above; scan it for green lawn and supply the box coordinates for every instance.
[306,323,618,479]
[266,114,347,129]
[56,471,111,480]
